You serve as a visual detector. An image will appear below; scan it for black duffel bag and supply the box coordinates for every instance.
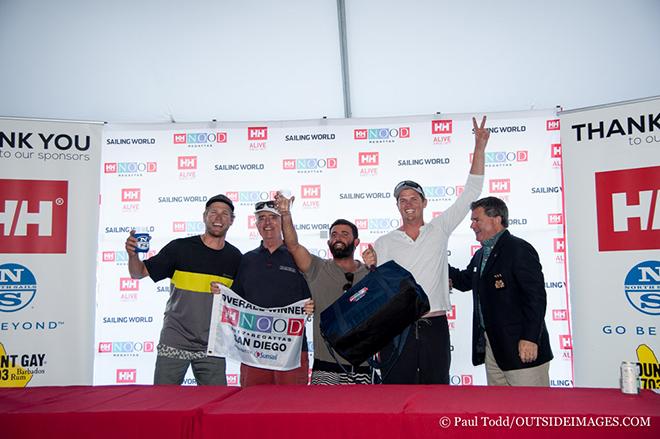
[319,260,430,367]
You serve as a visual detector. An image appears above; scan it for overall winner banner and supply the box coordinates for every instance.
[208,286,307,371]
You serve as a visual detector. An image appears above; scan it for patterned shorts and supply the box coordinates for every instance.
[310,369,372,385]
[157,344,207,361]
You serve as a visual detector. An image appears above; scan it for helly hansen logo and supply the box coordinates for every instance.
[595,166,660,251]
[119,278,139,291]
[432,120,453,134]
[551,144,562,158]
[177,156,197,170]
[552,309,568,321]
[121,188,141,202]
[301,185,321,199]
[248,127,268,140]
[559,335,572,349]
[553,238,565,253]
[359,152,379,166]
[548,213,563,225]
[546,119,560,131]
[489,179,510,193]
[116,369,136,383]
[0,179,68,253]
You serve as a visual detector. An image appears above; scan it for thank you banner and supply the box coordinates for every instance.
[208,286,307,371]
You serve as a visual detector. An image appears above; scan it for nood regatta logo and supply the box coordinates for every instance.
[0,263,37,312]
[104,161,157,176]
[98,341,155,356]
[0,179,68,253]
[173,132,227,146]
[282,158,337,173]
[472,150,528,167]
[226,191,277,206]
[624,261,660,316]
[354,127,410,143]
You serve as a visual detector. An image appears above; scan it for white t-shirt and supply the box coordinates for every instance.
[374,174,484,313]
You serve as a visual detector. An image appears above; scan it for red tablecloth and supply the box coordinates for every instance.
[0,385,239,439]
[2,384,658,439]
[200,385,660,439]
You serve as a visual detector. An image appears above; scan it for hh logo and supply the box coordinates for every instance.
[355,219,368,229]
[551,143,562,158]
[282,159,296,170]
[359,152,379,166]
[489,179,510,193]
[447,305,456,320]
[432,119,453,134]
[354,129,368,140]
[116,369,136,383]
[301,185,321,199]
[546,119,560,131]
[121,188,141,202]
[247,215,257,229]
[0,179,68,253]
[548,213,563,225]
[553,238,565,253]
[104,162,117,173]
[102,251,115,262]
[552,309,568,321]
[178,156,197,170]
[595,166,660,251]
[119,277,139,291]
[98,342,112,353]
[248,127,268,140]
[559,335,572,350]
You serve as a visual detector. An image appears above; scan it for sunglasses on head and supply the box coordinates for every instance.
[342,272,354,292]
[255,200,276,210]
[395,180,422,192]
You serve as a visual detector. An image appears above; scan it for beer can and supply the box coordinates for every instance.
[620,361,639,394]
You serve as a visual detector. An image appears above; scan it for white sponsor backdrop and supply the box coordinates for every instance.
[94,110,572,386]
[561,97,660,389]
[0,117,103,386]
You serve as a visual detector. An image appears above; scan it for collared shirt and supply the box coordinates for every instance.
[374,174,484,313]
[232,243,311,308]
[232,243,311,351]
[479,229,506,276]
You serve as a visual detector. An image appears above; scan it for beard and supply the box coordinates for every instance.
[329,240,355,259]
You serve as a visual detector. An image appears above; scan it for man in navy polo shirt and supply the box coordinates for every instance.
[231,200,314,386]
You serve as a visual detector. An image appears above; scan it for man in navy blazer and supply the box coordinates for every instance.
[449,197,553,386]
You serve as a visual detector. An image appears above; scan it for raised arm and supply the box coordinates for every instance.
[469,115,490,176]
[275,192,313,273]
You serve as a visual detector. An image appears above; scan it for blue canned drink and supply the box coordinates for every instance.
[134,233,151,253]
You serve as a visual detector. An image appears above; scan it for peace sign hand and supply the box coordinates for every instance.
[472,115,490,151]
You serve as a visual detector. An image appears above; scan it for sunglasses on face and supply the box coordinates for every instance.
[255,200,276,210]
[342,271,354,292]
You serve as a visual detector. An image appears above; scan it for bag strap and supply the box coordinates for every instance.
[323,337,356,376]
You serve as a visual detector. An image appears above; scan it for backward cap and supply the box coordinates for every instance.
[206,194,234,211]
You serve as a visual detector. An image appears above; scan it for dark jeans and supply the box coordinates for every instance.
[379,315,451,384]
[153,355,227,385]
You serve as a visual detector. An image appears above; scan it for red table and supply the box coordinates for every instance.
[200,385,660,439]
[0,385,239,439]
[3,384,658,439]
